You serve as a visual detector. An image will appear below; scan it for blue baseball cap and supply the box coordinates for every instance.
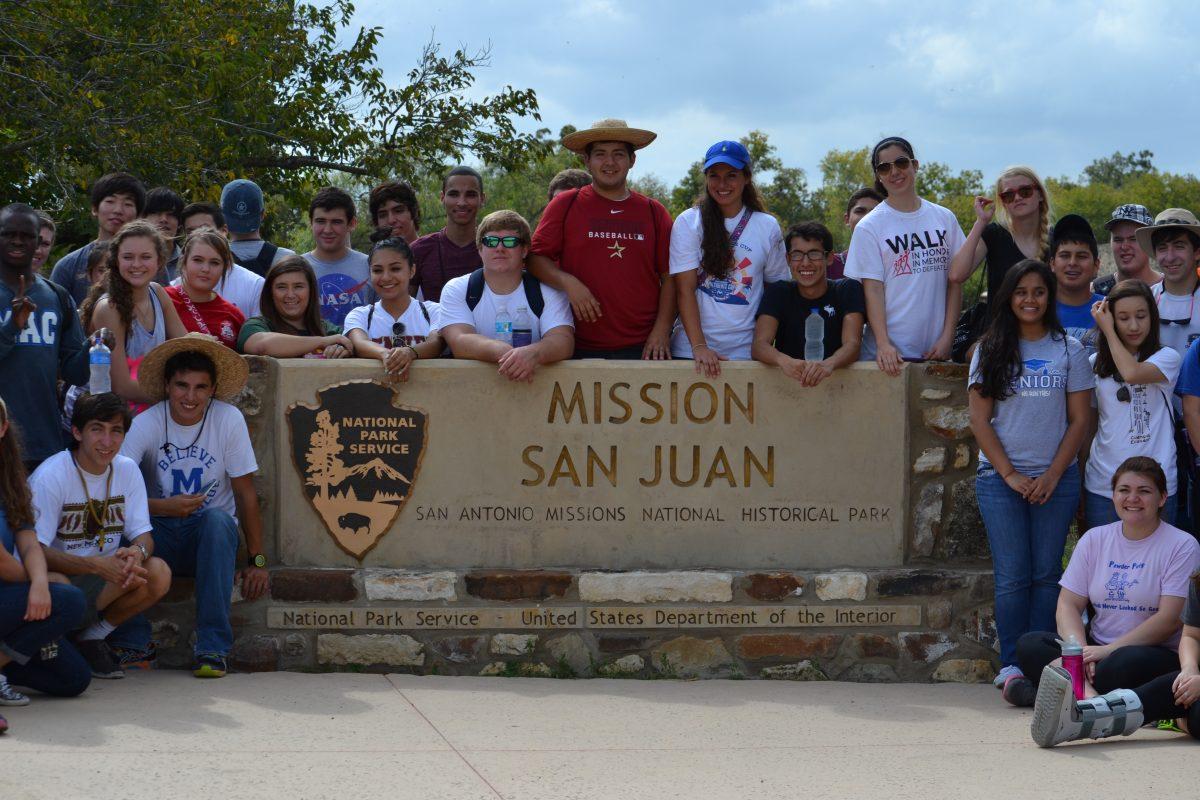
[703,140,751,171]
[220,179,264,234]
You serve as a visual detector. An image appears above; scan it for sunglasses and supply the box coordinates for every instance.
[1156,289,1196,326]
[999,186,1037,204]
[1116,381,1131,403]
[390,321,406,346]
[874,156,913,176]
[481,235,524,249]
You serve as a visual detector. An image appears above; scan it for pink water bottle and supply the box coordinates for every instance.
[1060,635,1085,700]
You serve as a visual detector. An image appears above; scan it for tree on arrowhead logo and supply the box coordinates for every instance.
[286,380,428,559]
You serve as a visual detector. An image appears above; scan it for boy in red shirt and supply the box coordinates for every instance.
[529,119,675,359]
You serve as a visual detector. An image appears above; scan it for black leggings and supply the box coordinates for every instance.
[1134,671,1200,739]
[1015,631,1180,694]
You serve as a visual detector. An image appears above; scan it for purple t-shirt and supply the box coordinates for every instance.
[410,230,481,303]
[1061,520,1200,648]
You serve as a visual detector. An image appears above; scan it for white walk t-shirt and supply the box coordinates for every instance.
[120,400,258,520]
[343,299,440,347]
[438,272,574,343]
[668,207,789,359]
[1086,347,1183,496]
[173,263,264,320]
[30,452,152,558]
[844,199,966,359]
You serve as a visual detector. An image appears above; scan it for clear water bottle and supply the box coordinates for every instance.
[512,306,533,348]
[88,332,111,394]
[494,304,513,345]
[803,308,824,361]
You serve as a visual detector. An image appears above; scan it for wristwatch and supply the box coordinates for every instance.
[136,544,149,562]
[249,553,267,569]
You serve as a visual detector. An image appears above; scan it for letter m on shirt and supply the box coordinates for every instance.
[171,467,203,495]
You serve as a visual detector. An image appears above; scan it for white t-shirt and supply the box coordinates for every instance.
[668,207,788,359]
[119,400,258,520]
[343,299,440,347]
[1086,347,1182,496]
[173,263,264,320]
[1151,283,1200,369]
[843,199,966,359]
[438,272,574,343]
[30,452,152,558]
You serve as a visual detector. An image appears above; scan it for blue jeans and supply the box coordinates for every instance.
[1085,490,1177,532]
[0,582,91,696]
[976,463,1080,667]
[112,509,239,657]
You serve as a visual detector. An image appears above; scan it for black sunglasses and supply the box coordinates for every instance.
[390,321,406,345]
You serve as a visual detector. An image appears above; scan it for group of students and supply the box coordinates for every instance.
[4,117,1200,743]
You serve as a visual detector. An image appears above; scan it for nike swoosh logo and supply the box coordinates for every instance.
[610,209,623,214]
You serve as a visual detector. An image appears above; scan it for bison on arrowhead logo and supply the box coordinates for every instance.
[287,380,428,559]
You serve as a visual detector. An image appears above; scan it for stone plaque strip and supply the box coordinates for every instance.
[268,604,921,631]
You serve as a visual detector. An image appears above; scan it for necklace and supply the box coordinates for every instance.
[161,400,213,455]
[72,454,113,539]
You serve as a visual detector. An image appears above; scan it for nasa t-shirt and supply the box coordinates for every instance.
[968,332,1093,475]
[668,207,789,359]
[304,249,375,329]
[343,299,439,347]
[1086,347,1181,496]
[30,452,152,557]
[120,400,258,520]
[844,199,965,359]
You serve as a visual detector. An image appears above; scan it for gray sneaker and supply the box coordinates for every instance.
[0,678,29,706]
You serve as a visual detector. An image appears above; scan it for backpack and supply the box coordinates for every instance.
[232,242,278,278]
[465,268,545,317]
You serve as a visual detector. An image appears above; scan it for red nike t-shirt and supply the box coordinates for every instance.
[166,285,245,348]
[530,186,673,351]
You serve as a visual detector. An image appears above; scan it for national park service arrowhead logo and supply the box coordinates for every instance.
[287,380,428,559]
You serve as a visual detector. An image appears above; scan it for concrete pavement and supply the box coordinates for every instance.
[0,671,1192,799]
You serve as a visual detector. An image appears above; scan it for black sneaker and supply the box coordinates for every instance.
[111,643,157,670]
[75,639,125,679]
[193,653,227,678]
[1002,674,1036,707]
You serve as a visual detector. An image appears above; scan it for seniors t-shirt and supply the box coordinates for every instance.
[843,199,965,359]
[410,230,482,303]
[1086,347,1182,496]
[667,207,788,359]
[165,285,244,348]
[343,300,439,347]
[303,249,373,329]
[1061,520,1200,649]
[438,272,573,345]
[1057,294,1103,354]
[30,451,152,558]
[120,400,258,520]
[968,332,1093,474]
[530,186,673,351]
[756,278,866,360]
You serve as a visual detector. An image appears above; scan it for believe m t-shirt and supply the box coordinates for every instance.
[844,199,966,359]
[530,186,672,351]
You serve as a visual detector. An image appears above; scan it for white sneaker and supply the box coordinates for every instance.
[993,664,1023,689]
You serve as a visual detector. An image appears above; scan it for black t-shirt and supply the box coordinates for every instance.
[756,278,865,359]
[982,222,1029,300]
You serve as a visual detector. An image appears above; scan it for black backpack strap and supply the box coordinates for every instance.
[418,300,430,324]
[366,302,374,330]
[231,242,278,277]
[465,268,486,311]
[520,272,545,318]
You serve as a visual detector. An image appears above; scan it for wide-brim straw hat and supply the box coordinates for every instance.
[562,118,657,155]
[137,333,249,402]
[1135,208,1200,254]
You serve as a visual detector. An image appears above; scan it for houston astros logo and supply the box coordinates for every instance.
[287,380,428,559]
[608,241,626,258]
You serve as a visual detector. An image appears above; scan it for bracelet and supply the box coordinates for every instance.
[407,346,419,360]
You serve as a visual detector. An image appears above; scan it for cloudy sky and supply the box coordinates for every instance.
[351,0,1199,189]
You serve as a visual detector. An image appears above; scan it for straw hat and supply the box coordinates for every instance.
[137,333,249,402]
[561,118,657,155]
[1135,208,1200,255]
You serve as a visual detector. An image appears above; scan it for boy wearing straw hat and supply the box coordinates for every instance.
[529,119,675,359]
[117,333,267,677]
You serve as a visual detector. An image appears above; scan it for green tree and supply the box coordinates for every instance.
[1082,150,1155,188]
[2,0,547,250]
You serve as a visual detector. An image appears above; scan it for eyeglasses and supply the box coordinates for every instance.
[787,249,827,264]
[481,235,524,249]
[874,156,913,176]
[999,186,1037,204]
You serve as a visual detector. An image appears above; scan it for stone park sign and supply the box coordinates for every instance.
[276,361,907,570]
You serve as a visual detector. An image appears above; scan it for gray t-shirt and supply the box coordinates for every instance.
[1184,579,1199,628]
[969,332,1094,474]
[302,249,374,329]
[230,240,296,270]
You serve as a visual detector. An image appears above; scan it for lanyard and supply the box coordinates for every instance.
[728,208,754,249]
